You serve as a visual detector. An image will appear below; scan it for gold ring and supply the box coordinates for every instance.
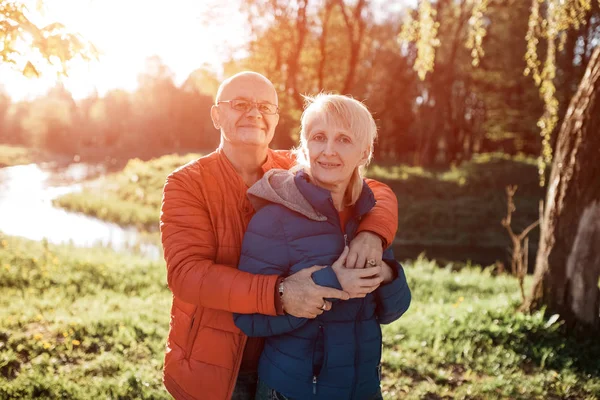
[367,259,377,266]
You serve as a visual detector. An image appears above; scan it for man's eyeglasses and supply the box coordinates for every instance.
[217,99,279,115]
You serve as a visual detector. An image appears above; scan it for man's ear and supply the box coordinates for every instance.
[210,105,220,130]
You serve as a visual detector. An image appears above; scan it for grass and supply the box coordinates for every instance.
[382,256,600,399]
[367,153,545,264]
[0,145,52,168]
[53,153,202,230]
[1,234,598,399]
[366,152,544,246]
[0,234,170,399]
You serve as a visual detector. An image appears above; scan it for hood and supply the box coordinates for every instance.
[247,169,327,221]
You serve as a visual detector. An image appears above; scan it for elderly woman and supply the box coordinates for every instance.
[234,94,411,400]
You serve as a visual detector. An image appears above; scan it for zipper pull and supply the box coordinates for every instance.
[313,375,317,394]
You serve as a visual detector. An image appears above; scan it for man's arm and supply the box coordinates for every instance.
[347,179,398,268]
[233,212,307,336]
[360,179,398,248]
[160,166,279,315]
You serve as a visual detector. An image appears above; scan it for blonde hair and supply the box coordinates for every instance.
[293,93,377,206]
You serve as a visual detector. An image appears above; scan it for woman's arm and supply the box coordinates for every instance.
[374,248,411,324]
[312,246,385,298]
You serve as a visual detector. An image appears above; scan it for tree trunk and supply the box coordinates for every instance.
[525,46,600,331]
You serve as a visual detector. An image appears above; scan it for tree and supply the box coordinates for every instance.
[403,0,600,331]
[0,0,96,76]
[525,46,600,330]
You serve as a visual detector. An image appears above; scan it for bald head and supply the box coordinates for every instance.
[215,71,278,105]
[210,71,280,150]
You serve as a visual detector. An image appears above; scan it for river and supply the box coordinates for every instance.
[0,163,161,259]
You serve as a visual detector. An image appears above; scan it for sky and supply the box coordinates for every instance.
[0,0,414,101]
[0,0,249,100]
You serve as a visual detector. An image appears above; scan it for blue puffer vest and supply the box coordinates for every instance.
[234,170,411,400]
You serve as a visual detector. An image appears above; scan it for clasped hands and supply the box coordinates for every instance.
[280,232,394,319]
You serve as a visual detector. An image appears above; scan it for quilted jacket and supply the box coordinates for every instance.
[160,148,399,400]
[234,170,411,399]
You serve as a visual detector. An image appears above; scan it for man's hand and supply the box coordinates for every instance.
[332,246,383,298]
[281,266,350,318]
[346,231,384,269]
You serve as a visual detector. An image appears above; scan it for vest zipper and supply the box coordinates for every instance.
[312,324,324,395]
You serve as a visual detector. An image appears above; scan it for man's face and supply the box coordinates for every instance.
[212,76,279,148]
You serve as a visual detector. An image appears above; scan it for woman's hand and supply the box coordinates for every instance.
[378,262,395,284]
[332,246,383,298]
[346,231,384,269]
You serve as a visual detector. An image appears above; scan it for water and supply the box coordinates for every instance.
[0,163,161,259]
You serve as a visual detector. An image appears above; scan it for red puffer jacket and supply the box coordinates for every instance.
[160,148,398,400]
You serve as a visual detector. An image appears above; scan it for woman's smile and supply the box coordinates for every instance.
[316,160,342,169]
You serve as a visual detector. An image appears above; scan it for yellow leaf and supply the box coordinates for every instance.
[23,61,40,78]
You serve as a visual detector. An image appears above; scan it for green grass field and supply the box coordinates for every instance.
[1,234,598,399]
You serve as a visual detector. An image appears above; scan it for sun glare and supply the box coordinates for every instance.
[0,0,248,100]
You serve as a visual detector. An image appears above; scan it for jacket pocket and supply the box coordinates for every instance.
[185,307,203,359]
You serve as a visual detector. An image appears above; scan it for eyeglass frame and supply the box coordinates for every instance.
[217,98,280,115]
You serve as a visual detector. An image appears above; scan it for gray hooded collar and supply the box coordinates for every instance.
[247,169,327,221]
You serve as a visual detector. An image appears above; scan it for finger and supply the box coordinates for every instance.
[332,246,350,268]
[359,276,384,288]
[315,308,324,315]
[318,287,350,300]
[354,265,382,278]
[346,247,358,269]
[322,301,332,311]
[355,252,367,269]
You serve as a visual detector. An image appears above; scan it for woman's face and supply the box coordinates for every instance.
[305,116,367,190]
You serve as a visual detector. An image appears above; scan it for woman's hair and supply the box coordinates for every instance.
[293,93,378,206]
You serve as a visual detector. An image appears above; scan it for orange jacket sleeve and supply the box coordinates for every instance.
[360,179,398,248]
[160,167,278,316]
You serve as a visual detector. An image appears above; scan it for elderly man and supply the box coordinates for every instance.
[160,71,398,400]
